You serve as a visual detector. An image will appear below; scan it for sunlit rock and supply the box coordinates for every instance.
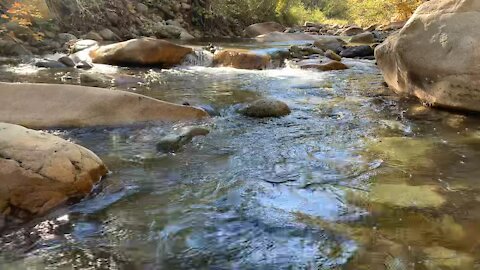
[90,38,193,67]
[375,0,480,112]
[0,123,108,224]
[244,22,285,38]
[0,82,209,128]
[213,49,271,70]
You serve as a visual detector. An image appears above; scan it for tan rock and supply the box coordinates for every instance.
[255,32,317,42]
[213,50,271,70]
[300,60,348,71]
[375,0,480,112]
[0,122,108,220]
[0,82,209,129]
[90,38,193,67]
[244,22,285,38]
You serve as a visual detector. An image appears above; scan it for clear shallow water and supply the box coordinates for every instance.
[1,43,480,269]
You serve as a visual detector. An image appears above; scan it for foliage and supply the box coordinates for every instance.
[0,0,45,40]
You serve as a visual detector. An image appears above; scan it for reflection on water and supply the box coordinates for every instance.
[1,43,480,269]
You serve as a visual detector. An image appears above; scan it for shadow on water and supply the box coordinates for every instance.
[1,41,480,269]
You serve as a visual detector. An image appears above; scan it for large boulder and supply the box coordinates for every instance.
[255,32,317,42]
[0,83,208,128]
[213,50,271,70]
[90,38,193,67]
[244,22,286,38]
[375,0,480,112]
[0,122,108,223]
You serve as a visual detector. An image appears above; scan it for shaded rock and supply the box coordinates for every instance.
[154,24,192,40]
[57,33,77,44]
[341,26,364,36]
[0,122,108,222]
[213,49,270,70]
[313,37,346,53]
[99,28,121,41]
[90,38,193,67]
[70,39,98,53]
[364,24,379,32]
[350,31,375,44]
[0,82,209,128]
[255,32,316,42]
[375,0,480,112]
[179,31,195,40]
[136,3,149,14]
[58,56,76,67]
[325,50,342,61]
[289,45,324,58]
[340,45,374,58]
[300,60,348,71]
[0,39,32,56]
[85,31,103,41]
[156,126,210,153]
[244,22,286,38]
[241,99,291,118]
[35,59,67,69]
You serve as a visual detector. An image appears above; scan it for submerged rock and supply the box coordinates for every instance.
[213,49,271,70]
[0,122,108,223]
[375,0,480,112]
[156,126,210,153]
[90,38,193,67]
[244,22,286,38]
[0,82,209,128]
[422,246,474,270]
[241,99,291,118]
[368,184,446,209]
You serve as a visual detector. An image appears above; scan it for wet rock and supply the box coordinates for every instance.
[341,26,364,36]
[0,122,108,222]
[313,37,346,53]
[244,22,286,38]
[300,60,348,71]
[76,60,94,69]
[90,38,193,67]
[241,99,291,118]
[99,28,121,41]
[350,31,375,44]
[340,45,374,58]
[80,73,111,88]
[58,56,76,67]
[213,49,270,70]
[0,57,21,66]
[289,45,324,57]
[325,50,342,61]
[35,59,67,69]
[375,0,480,112]
[423,246,474,270]
[0,82,209,128]
[156,126,210,153]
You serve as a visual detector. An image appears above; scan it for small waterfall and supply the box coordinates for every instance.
[181,49,214,67]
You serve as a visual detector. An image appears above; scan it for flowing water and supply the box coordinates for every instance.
[1,40,480,269]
